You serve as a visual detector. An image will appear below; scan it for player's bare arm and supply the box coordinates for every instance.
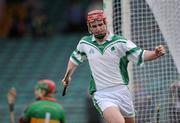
[144,45,165,61]
[62,60,77,86]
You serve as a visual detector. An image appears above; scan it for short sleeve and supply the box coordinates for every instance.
[70,41,87,65]
[121,40,144,66]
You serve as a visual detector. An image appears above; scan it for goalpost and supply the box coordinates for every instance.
[103,0,180,123]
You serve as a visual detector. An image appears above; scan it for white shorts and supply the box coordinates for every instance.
[92,84,135,118]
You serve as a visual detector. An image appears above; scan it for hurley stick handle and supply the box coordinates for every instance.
[62,71,71,96]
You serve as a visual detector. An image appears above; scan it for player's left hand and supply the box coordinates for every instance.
[155,45,165,57]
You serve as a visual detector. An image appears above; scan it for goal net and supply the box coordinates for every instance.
[104,0,180,122]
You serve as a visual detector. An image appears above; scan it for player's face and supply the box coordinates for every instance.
[34,89,43,99]
[89,20,107,39]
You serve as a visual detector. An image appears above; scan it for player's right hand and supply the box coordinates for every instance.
[62,76,71,87]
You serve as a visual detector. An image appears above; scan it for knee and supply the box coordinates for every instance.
[110,118,125,123]
[115,120,125,123]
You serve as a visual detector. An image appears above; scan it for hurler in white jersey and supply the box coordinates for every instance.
[62,9,165,123]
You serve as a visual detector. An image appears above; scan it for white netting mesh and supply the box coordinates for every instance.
[146,0,180,73]
[111,0,180,122]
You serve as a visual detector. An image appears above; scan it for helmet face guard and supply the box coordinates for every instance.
[87,10,107,33]
[87,10,106,23]
[36,80,56,95]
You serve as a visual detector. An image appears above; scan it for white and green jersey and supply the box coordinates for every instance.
[70,33,144,95]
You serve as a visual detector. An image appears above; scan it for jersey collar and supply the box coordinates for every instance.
[40,96,57,102]
[92,32,114,42]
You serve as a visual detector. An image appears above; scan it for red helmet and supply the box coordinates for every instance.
[87,10,107,23]
[36,79,56,94]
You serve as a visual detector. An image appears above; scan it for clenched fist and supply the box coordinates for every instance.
[155,45,165,57]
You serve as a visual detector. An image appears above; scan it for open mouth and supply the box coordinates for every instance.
[95,33,106,39]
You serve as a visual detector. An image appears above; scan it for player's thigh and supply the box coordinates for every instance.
[125,117,135,123]
[103,106,125,123]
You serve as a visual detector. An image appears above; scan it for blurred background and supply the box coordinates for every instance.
[0,0,104,123]
[1,0,180,123]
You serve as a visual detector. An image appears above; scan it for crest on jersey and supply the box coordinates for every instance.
[89,48,95,54]
[111,46,116,52]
